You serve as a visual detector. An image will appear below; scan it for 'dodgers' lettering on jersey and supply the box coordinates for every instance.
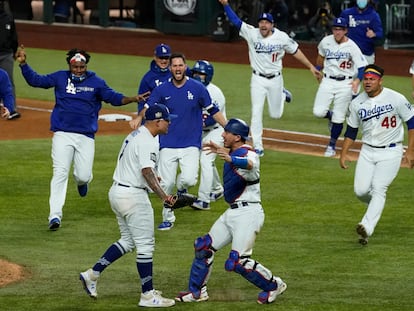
[358,104,394,121]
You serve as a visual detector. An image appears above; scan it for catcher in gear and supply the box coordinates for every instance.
[175,118,287,304]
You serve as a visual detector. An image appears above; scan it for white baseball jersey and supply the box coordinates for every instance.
[318,35,367,78]
[409,60,414,75]
[347,87,414,146]
[112,126,159,188]
[197,82,226,202]
[239,23,298,75]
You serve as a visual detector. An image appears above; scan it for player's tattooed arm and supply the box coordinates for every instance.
[142,167,169,201]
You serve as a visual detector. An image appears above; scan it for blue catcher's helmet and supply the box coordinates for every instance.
[224,118,250,141]
[192,60,214,86]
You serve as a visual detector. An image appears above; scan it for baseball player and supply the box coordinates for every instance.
[135,53,227,230]
[191,60,226,210]
[16,47,144,230]
[218,0,320,157]
[340,64,414,245]
[409,60,414,99]
[80,104,176,307]
[176,118,287,304]
[313,17,368,157]
[340,0,383,64]
[0,67,13,119]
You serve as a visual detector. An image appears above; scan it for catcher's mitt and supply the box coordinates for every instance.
[164,192,197,210]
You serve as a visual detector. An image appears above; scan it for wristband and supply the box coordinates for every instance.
[315,65,322,71]
[231,156,248,169]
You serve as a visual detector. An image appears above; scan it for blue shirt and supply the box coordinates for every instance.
[146,77,215,149]
[20,63,125,138]
[0,68,14,112]
[340,6,383,56]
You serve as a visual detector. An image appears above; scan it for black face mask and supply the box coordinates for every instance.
[70,74,86,83]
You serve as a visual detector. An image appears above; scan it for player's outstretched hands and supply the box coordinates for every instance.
[137,91,151,103]
[203,140,231,162]
[403,149,414,169]
[0,104,10,119]
[16,45,26,65]
[218,0,229,5]
[339,152,350,169]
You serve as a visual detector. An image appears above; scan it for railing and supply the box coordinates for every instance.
[384,3,414,49]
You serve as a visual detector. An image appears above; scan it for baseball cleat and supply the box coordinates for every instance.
[255,149,265,157]
[77,184,88,197]
[257,277,287,304]
[175,286,209,302]
[79,269,98,299]
[192,200,211,210]
[356,224,369,245]
[209,191,224,202]
[157,221,174,231]
[48,217,61,231]
[324,145,336,157]
[283,88,292,103]
[7,111,21,120]
[138,289,175,307]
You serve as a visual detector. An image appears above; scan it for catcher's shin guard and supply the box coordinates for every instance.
[225,250,277,291]
[188,234,215,297]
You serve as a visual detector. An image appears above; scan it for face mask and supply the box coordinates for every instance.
[357,0,368,9]
[70,74,86,83]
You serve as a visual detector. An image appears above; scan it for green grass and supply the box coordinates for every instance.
[1,136,414,310]
[2,48,414,310]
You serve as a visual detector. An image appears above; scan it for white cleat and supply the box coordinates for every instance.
[79,269,98,299]
[138,289,175,307]
[257,277,287,304]
[324,145,336,157]
[175,286,209,303]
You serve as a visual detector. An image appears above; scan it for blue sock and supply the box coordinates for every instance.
[92,242,125,273]
[325,110,332,120]
[329,123,343,148]
[137,259,153,293]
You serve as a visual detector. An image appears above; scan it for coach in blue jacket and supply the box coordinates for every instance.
[16,47,145,231]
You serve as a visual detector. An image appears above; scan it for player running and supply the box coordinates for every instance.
[218,0,320,157]
[340,64,414,245]
[312,17,367,157]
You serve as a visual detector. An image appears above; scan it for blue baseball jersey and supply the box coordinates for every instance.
[20,63,125,138]
[146,77,214,149]
[137,60,171,112]
[340,6,383,56]
[0,68,14,112]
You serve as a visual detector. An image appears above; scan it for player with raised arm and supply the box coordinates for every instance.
[340,64,414,245]
[313,17,368,157]
[218,0,320,157]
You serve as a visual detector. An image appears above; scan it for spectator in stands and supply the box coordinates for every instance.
[340,0,383,64]
[0,0,20,119]
[54,0,75,23]
[265,0,289,33]
[307,1,335,41]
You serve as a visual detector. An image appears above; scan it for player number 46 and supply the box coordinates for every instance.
[381,116,397,128]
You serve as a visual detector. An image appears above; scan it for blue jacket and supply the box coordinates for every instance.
[0,68,14,111]
[340,6,383,56]
[20,63,125,138]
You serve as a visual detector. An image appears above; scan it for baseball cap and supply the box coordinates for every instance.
[145,104,177,121]
[364,64,384,78]
[257,13,274,24]
[154,44,171,58]
[332,17,348,28]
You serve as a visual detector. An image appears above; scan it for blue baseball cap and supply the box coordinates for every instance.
[332,17,348,28]
[257,13,274,23]
[145,104,177,121]
[154,43,171,58]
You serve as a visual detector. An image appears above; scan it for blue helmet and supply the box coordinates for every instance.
[224,118,250,141]
[192,60,214,86]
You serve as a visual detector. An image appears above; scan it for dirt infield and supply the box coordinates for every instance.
[0,22,411,286]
